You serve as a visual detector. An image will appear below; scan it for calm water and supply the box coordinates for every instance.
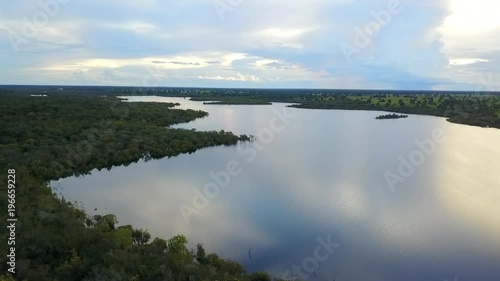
[52,96,500,281]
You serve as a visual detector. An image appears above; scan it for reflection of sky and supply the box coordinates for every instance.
[53,97,500,281]
[434,125,500,245]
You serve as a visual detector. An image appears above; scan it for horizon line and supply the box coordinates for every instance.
[0,84,499,94]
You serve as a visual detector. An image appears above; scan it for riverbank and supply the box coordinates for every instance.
[0,94,269,281]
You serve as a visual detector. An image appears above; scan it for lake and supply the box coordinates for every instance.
[51,96,500,281]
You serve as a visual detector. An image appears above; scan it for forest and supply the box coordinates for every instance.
[185,90,500,128]
[3,85,499,129]
[58,86,498,129]
[0,85,499,280]
[0,93,278,281]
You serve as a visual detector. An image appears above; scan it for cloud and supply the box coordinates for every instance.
[198,73,260,82]
[0,0,498,90]
[449,58,489,66]
[168,61,201,66]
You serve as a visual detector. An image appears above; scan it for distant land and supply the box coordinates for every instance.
[1,85,499,129]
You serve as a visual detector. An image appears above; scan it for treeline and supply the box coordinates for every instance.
[2,86,499,129]
[114,88,499,129]
[291,93,500,128]
[0,95,251,180]
[0,94,276,281]
[76,86,499,129]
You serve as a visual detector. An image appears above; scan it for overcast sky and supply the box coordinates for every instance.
[0,0,499,90]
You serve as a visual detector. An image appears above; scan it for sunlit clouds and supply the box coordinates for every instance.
[0,0,499,89]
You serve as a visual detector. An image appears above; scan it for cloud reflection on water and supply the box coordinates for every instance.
[53,96,500,281]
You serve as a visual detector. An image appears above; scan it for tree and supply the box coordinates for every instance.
[113,227,133,249]
[195,243,209,265]
[132,229,151,245]
[95,214,118,231]
[250,272,272,281]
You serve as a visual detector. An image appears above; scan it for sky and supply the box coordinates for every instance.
[0,0,499,90]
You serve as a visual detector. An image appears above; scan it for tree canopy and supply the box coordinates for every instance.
[0,94,264,281]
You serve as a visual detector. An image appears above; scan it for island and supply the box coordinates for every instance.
[3,86,498,128]
[376,113,408,120]
[0,86,499,281]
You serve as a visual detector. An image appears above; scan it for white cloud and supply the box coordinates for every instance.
[441,0,500,34]
[0,0,498,89]
[198,73,260,82]
[449,58,489,66]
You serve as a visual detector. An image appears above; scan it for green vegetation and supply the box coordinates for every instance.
[289,92,500,128]
[0,93,276,281]
[0,94,252,180]
[0,85,498,280]
[86,87,499,129]
[3,86,498,129]
[375,113,408,120]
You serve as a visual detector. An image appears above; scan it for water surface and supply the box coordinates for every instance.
[52,96,500,281]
